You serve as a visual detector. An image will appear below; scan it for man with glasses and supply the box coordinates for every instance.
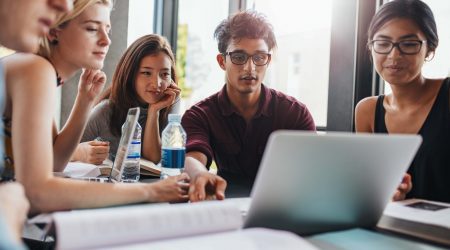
[182,10,316,202]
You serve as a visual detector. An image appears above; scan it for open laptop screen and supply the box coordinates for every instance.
[109,107,140,182]
[244,131,422,235]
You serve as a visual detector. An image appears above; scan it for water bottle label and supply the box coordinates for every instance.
[161,148,185,168]
[121,161,140,182]
[127,140,141,159]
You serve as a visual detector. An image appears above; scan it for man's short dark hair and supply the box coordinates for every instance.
[214,10,277,54]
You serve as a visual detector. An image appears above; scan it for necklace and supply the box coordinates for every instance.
[56,72,64,87]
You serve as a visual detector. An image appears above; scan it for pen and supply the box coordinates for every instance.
[95,136,106,142]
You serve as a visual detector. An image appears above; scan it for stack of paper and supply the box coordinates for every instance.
[58,162,102,178]
[377,199,450,246]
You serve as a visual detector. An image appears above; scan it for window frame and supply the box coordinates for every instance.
[153,0,381,132]
[154,0,179,54]
[326,0,378,132]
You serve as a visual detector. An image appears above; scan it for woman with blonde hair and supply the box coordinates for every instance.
[2,0,189,213]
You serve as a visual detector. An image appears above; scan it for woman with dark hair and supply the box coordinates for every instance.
[3,2,189,213]
[72,34,181,165]
[355,0,449,202]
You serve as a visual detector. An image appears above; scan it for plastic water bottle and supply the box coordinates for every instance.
[121,122,141,182]
[161,114,186,179]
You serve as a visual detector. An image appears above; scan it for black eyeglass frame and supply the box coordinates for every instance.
[369,40,427,55]
[222,51,272,66]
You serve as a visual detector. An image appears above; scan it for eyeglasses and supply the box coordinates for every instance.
[222,51,271,66]
[369,40,426,55]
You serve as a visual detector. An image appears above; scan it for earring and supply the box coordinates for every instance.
[425,52,435,62]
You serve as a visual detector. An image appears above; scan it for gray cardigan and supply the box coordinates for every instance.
[81,99,179,158]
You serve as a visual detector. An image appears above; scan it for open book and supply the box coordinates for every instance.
[55,162,102,178]
[31,201,317,250]
[377,199,450,246]
[139,158,161,176]
[58,159,161,178]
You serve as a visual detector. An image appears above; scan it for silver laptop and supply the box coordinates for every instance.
[244,131,422,235]
[77,107,140,183]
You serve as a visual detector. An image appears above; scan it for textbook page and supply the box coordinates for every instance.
[221,197,252,217]
[139,158,161,176]
[100,228,319,250]
[382,199,450,228]
[54,201,242,250]
[58,162,101,178]
[378,199,450,245]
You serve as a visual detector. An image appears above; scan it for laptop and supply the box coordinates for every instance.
[74,107,140,183]
[243,131,422,235]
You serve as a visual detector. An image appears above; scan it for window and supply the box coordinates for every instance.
[176,0,229,112]
[423,1,450,78]
[127,0,154,46]
[246,0,333,127]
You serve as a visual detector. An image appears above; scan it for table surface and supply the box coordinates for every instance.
[23,175,448,250]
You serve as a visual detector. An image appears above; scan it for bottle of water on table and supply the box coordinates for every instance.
[161,114,186,179]
[121,122,141,182]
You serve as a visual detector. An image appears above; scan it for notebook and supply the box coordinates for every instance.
[244,131,422,235]
[75,107,140,183]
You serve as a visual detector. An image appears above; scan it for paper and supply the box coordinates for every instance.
[54,201,242,250]
[60,162,101,178]
[220,197,252,217]
[139,158,161,176]
[383,200,450,229]
[99,228,318,250]
[378,199,450,246]
[32,198,314,250]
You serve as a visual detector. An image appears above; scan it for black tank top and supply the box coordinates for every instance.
[374,78,450,202]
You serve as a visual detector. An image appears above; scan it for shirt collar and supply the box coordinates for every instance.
[217,84,273,117]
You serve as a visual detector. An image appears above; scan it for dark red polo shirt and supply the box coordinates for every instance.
[182,84,316,185]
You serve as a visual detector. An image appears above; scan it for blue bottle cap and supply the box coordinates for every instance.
[168,114,181,123]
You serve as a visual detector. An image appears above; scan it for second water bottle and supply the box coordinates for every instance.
[160,114,186,179]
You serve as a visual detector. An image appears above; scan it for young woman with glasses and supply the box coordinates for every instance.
[355,0,449,202]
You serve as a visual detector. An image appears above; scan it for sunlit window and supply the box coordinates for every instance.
[176,0,229,112]
[420,0,450,78]
[246,0,333,127]
[127,0,154,46]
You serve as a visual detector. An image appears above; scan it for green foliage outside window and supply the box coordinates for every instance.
[176,24,192,98]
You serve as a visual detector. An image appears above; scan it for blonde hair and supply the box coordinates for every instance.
[38,0,112,58]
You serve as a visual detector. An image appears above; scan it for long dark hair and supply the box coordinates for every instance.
[367,0,438,54]
[100,34,178,136]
